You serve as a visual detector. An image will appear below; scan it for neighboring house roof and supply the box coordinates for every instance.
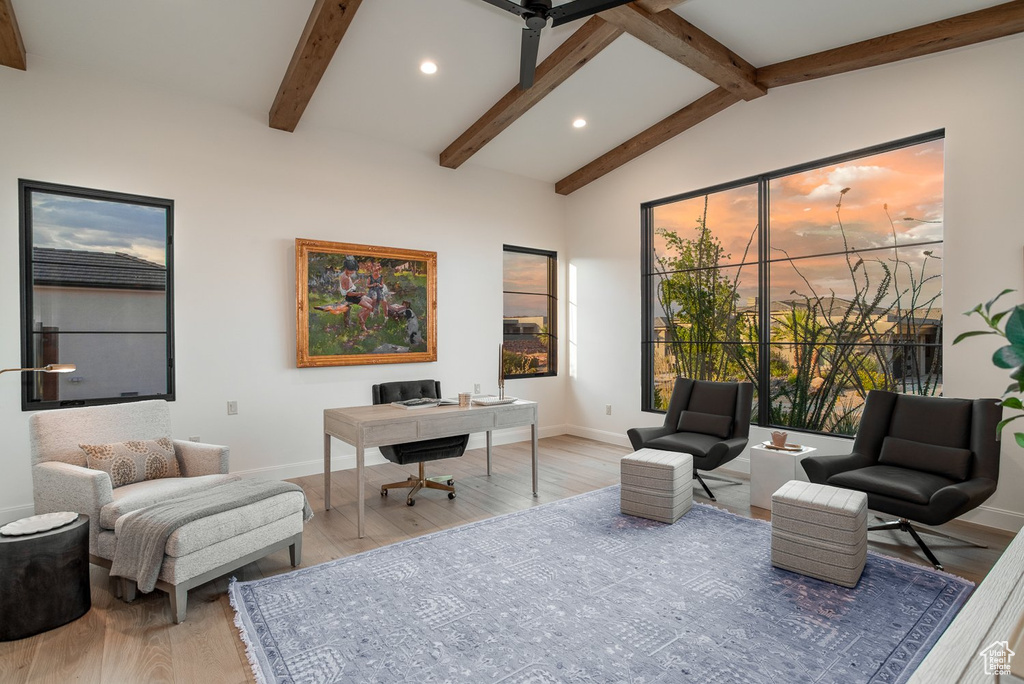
[32,247,166,291]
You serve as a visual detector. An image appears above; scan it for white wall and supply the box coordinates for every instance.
[0,56,567,523]
[564,35,1024,531]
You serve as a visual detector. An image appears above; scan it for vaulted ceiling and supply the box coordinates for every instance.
[3,0,1023,194]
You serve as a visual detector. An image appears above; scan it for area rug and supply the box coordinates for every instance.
[230,486,972,684]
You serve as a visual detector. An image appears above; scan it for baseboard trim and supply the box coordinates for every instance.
[0,503,37,526]
[232,424,570,483]
[564,425,631,448]
[959,504,1024,533]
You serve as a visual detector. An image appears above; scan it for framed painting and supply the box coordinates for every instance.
[296,239,437,367]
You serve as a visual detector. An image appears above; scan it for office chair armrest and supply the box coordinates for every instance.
[800,451,875,484]
[626,425,675,451]
[930,477,998,516]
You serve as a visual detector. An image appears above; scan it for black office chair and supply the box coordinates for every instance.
[801,390,1002,570]
[627,378,754,501]
[371,380,469,506]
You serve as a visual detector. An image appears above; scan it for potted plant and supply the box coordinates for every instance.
[953,289,1024,447]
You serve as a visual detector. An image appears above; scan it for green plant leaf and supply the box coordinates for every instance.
[1006,382,1024,395]
[985,288,1016,313]
[993,345,1024,369]
[953,330,996,345]
[1002,396,1024,410]
[1006,305,1024,345]
[997,414,1024,435]
[1016,432,1024,449]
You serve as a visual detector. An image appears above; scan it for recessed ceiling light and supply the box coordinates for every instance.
[420,61,438,75]
[572,118,587,129]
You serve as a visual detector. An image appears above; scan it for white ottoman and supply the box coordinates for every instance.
[620,449,693,523]
[771,480,867,588]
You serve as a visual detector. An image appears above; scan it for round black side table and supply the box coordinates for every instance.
[0,514,91,641]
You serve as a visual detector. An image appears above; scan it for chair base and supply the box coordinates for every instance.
[693,472,742,502]
[381,462,455,505]
[869,518,946,571]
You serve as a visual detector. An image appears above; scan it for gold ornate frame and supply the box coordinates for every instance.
[295,238,437,367]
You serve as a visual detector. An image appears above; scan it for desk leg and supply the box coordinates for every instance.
[486,431,492,476]
[324,432,332,510]
[531,422,538,497]
[356,436,365,539]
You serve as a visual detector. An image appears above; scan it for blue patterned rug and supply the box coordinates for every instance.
[230,486,972,684]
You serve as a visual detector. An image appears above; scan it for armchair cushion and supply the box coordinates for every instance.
[647,431,721,458]
[677,410,733,438]
[172,440,230,477]
[877,436,972,482]
[99,474,238,529]
[828,465,956,506]
[81,438,181,487]
[688,381,738,416]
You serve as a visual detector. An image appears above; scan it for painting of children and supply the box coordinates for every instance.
[296,239,436,367]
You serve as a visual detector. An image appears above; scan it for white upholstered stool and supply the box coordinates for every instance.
[771,480,867,588]
[620,449,693,523]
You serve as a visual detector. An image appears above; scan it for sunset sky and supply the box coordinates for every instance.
[504,250,551,319]
[651,139,944,310]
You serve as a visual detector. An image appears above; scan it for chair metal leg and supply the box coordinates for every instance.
[170,585,187,624]
[869,518,944,571]
[381,462,455,505]
[699,473,742,486]
[693,473,716,501]
[289,536,302,567]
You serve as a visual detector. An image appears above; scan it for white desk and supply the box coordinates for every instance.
[323,400,539,538]
[749,443,815,510]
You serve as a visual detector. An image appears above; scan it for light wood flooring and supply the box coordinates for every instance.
[0,435,1015,683]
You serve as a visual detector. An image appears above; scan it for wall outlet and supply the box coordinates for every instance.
[605,404,612,415]
[474,383,481,394]
[188,435,201,442]
[227,401,238,415]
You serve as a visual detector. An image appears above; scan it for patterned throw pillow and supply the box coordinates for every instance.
[80,438,180,488]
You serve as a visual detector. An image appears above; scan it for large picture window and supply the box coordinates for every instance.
[642,132,943,436]
[503,245,557,378]
[19,180,175,410]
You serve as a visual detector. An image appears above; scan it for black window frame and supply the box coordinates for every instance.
[503,244,558,379]
[641,130,944,437]
[18,179,175,411]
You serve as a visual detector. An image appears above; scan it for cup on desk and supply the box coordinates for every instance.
[771,431,788,448]
[458,392,472,407]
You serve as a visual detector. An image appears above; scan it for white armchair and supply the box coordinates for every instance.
[30,400,233,560]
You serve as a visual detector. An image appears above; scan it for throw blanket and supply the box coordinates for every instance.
[110,479,313,593]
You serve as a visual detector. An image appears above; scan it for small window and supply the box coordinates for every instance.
[19,180,175,410]
[503,245,557,378]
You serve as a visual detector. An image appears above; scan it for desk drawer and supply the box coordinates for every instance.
[418,412,494,438]
[495,406,534,428]
[365,421,419,445]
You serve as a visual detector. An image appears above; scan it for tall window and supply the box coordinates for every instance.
[642,132,943,436]
[503,245,557,378]
[19,180,175,410]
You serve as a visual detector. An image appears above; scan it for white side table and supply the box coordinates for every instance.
[749,443,816,510]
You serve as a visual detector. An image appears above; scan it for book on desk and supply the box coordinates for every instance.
[390,398,458,409]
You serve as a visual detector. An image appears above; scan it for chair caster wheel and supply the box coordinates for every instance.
[447,479,454,486]
[406,499,415,506]
[448,492,456,500]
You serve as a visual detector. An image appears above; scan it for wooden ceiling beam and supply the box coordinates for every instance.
[0,0,26,71]
[599,3,765,100]
[440,17,623,170]
[757,0,1024,89]
[557,0,1024,195]
[555,87,739,195]
[269,0,363,132]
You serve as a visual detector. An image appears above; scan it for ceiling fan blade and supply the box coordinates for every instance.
[519,27,542,90]
[548,0,633,27]
[478,0,531,18]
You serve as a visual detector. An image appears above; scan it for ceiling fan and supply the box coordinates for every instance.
[479,0,634,90]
